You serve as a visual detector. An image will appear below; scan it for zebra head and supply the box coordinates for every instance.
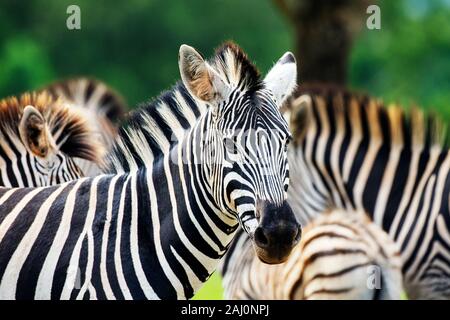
[0,92,103,187]
[179,42,301,264]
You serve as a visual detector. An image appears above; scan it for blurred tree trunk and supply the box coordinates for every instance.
[273,0,370,85]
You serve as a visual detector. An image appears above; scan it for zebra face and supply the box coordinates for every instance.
[31,152,83,186]
[15,105,86,186]
[211,90,301,264]
[179,43,301,263]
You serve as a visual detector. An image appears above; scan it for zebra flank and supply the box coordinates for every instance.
[286,85,450,299]
[220,209,403,300]
[0,42,300,299]
[0,92,103,187]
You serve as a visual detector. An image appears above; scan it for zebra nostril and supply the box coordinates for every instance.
[255,223,300,250]
[254,227,269,248]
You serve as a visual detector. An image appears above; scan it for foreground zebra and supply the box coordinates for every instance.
[221,209,403,300]
[0,42,300,299]
[0,92,102,187]
[285,87,450,299]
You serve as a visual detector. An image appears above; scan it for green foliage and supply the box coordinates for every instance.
[0,0,293,105]
[0,37,55,96]
[1,0,448,120]
[350,0,450,120]
[192,273,223,300]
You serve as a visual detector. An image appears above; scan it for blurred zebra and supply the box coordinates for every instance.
[43,77,126,145]
[285,85,450,299]
[0,92,102,187]
[42,77,128,176]
[0,42,300,299]
[221,209,403,300]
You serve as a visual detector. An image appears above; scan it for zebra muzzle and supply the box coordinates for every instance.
[252,201,301,264]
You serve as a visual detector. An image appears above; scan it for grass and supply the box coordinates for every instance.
[193,273,224,300]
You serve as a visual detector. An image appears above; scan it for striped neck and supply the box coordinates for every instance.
[288,91,449,228]
[131,109,238,298]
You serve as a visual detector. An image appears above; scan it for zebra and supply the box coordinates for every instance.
[43,77,127,149]
[0,42,301,299]
[220,208,403,300]
[284,85,450,299]
[0,92,102,187]
[42,77,128,177]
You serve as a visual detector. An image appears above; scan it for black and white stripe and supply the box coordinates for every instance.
[0,42,300,299]
[221,209,403,300]
[42,77,128,177]
[44,77,126,137]
[0,92,102,187]
[285,86,450,299]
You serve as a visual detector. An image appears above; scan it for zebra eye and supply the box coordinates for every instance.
[284,135,292,152]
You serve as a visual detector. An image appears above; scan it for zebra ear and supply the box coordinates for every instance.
[19,105,52,158]
[290,95,311,145]
[179,44,228,104]
[264,52,297,107]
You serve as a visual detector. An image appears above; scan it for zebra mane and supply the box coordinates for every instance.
[0,91,103,162]
[211,41,262,92]
[105,42,263,173]
[291,84,448,149]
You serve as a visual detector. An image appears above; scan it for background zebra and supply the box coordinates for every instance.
[0,92,102,187]
[0,42,300,299]
[42,77,128,177]
[43,77,127,149]
[285,85,450,299]
[221,209,403,300]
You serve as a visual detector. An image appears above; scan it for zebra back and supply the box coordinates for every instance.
[285,84,450,299]
[222,209,403,300]
[42,77,128,176]
[0,91,104,187]
[43,77,127,148]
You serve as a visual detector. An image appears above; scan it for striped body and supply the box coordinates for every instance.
[0,168,232,299]
[286,87,450,299]
[0,87,226,300]
[221,209,403,300]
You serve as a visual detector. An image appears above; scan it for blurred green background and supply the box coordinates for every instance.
[1,0,449,299]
